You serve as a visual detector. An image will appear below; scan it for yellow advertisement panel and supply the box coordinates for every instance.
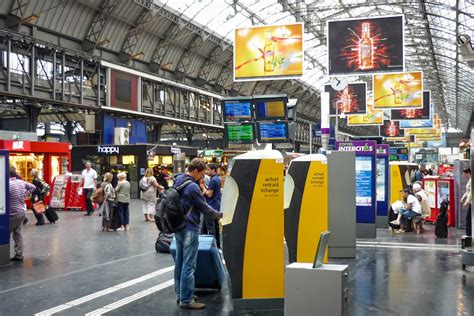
[347,102,383,126]
[374,71,423,109]
[405,142,423,148]
[405,128,438,135]
[386,136,413,142]
[234,23,304,81]
[415,135,442,141]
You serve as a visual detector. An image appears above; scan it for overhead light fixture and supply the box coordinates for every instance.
[131,52,145,60]
[20,14,40,24]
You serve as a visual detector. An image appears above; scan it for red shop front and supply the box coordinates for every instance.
[0,139,71,186]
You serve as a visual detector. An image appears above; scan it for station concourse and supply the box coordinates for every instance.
[0,0,473,315]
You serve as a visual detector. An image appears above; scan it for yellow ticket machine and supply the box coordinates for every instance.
[221,150,285,311]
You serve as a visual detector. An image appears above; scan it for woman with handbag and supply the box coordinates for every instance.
[115,172,130,231]
[30,169,47,225]
[140,168,164,222]
[100,172,118,231]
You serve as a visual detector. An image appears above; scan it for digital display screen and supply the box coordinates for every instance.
[398,154,408,161]
[223,100,253,122]
[376,158,386,202]
[225,123,255,144]
[397,148,408,154]
[255,99,287,120]
[355,156,373,206]
[389,154,398,161]
[257,122,289,143]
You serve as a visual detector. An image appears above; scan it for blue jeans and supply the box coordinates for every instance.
[400,208,421,220]
[174,228,199,304]
[116,202,129,225]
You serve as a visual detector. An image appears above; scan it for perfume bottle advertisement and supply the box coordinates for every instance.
[373,71,423,109]
[347,102,384,126]
[234,23,303,81]
[391,91,431,120]
[327,15,404,76]
[324,82,367,115]
[400,109,434,128]
[379,120,404,137]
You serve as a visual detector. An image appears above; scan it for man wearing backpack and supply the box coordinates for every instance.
[173,158,222,310]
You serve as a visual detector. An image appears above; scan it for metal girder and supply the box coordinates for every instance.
[149,23,181,71]
[197,46,224,81]
[6,0,29,29]
[82,0,119,52]
[119,8,155,63]
[176,35,204,76]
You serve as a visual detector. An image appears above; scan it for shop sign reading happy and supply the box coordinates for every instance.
[97,145,120,155]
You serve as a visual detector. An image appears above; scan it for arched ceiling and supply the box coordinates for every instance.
[2,0,472,136]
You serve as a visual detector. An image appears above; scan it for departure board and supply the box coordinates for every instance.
[257,122,289,143]
[223,100,253,121]
[225,123,255,144]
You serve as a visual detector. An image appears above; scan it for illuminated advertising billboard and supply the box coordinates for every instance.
[391,91,431,120]
[374,71,423,109]
[324,82,367,115]
[347,102,383,126]
[327,15,404,76]
[379,120,404,137]
[405,127,439,135]
[234,23,304,81]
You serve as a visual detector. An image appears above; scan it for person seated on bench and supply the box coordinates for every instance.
[413,182,430,219]
[390,188,422,233]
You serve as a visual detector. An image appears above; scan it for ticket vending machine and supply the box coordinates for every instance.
[376,145,390,228]
[336,141,377,238]
[221,150,284,311]
[0,150,9,266]
[284,154,329,264]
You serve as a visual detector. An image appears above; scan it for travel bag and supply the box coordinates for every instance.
[155,232,174,253]
[170,235,226,290]
[44,208,59,223]
[435,199,449,238]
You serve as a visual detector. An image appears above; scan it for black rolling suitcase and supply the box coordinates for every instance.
[44,208,59,223]
[435,200,449,238]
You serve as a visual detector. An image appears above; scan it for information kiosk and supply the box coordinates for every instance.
[221,150,284,311]
[284,154,328,264]
[327,150,356,258]
[337,141,377,238]
[376,145,390,228]
[0,151,9,266]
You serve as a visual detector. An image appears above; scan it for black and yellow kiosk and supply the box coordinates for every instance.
[389,161,419,204]
[221,150,284,311]
[284,154,328,264]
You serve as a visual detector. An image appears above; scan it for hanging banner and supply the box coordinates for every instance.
[234,23,304,81]
[324,82,367,115]
[379,120,404,137]
[374,71,423,109]
[404,127,439,135]
[386,135,415,143]
[391,91,431,120]
[327,15,404,76]
[400,112,435,128]
[347,102,383,126]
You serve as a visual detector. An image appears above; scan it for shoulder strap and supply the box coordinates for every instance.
[175,179,194,191]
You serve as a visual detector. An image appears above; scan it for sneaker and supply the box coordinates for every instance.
[180,301,205,310]
[177,295,198,304]
[116,228,124,231]
[390,220,400,225]
[395,229,406,234]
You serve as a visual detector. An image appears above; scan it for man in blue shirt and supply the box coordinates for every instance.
[200,163,222,247]
[173,158,222,310]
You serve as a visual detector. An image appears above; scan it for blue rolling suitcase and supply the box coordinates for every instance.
[170,235,226,290]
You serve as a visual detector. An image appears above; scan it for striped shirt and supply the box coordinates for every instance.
[9,177,36,217]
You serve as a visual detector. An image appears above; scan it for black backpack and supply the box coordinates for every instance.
[155,179,193,234]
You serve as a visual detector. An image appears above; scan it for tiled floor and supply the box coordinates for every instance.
[0,200,473,315]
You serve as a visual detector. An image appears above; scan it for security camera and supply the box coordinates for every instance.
[457,34,471,46]
[457,34,474,59]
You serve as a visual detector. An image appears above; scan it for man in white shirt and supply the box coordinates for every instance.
[413,182,430,219]
[390,188,422,232]
[80,161,97,216]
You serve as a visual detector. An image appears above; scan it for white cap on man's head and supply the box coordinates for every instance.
[413,183,422,192]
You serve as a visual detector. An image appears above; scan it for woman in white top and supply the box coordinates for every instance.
[390,188,422,232]
[461,168,471,236]
[140,168,164,222]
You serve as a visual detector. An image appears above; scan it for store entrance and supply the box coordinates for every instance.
[83,154,139,199]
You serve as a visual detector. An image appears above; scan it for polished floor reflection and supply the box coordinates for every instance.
[0,201,472,315]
